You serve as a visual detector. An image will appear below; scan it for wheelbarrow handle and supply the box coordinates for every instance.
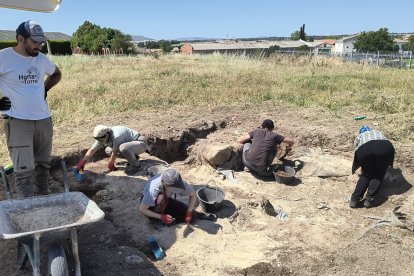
[0,166,12,200]
[61,160,70,193]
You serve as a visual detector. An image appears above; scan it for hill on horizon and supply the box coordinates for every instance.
[0,30,72,41]
[130,35,154,42]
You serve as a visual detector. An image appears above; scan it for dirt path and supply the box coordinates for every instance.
[1,106,413,275]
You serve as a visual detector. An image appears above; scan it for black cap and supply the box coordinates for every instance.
[16,20,47,42]
[261,119,274,129]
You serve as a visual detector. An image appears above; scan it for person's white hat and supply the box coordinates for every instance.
[93,125,111,138]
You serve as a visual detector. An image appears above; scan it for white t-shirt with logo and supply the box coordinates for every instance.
[0,47,56,120]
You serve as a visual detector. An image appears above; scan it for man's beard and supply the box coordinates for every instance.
[24,44,40,57]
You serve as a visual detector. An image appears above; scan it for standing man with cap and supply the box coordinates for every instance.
[139,168,197,225]
[237,119,295,177]
[76,125,150,175]
[0,20,62,198]
[349,125,395,208]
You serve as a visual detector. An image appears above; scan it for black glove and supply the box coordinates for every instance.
[0,97,11,111]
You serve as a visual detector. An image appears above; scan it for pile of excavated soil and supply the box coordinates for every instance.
[9,205,84,233]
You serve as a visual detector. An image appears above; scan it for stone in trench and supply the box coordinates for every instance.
[202,143,233,166]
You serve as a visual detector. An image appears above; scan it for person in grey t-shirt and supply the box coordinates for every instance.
[139,168,197,225]
[75,125,150,175]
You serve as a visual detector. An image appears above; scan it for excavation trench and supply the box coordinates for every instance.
[3,117,414,276]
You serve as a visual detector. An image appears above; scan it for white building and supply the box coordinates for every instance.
[334,34,360,56]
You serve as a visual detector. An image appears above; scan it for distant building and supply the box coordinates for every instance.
[181,40,272,55]
[309,39,336,55]
[334,34,360,56]
[181,39,313,55]
[276,39,311,51]
[181,34,409,57]
[393,38,408,53]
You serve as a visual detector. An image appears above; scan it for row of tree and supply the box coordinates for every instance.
[137,40,180,50]
[71,21,181,54]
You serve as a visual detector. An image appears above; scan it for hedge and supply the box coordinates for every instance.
[0,40,72,55]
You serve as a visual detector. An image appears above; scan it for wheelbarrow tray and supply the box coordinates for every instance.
[0,192,104,240]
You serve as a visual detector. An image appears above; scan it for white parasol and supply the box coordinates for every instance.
[0,0,61,12]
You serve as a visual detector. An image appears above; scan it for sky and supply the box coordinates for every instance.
[0,0,413,40]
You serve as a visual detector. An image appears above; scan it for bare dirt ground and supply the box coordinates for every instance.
[1,105,414,276]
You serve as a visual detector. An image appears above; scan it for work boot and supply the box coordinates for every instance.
[349,196,361,208]
[125,164,142,175]
[364,196,375,208]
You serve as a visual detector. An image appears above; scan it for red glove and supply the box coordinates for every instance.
[107,161,117,171]
[76,159,87,171]
[161,214,174,225]
[185,211,192,224]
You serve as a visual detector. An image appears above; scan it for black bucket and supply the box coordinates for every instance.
[196,184,225,214]
[273,165,296,184]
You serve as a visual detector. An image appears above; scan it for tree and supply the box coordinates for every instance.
[402,35,414,52]
[290,31,300,41]
[291,24,308,41]
[137,40,180,53]
[353,28,395,52]
[159,40,173,53]
[71,21,101,52]
[71,21,136,54]
[264,45,280,56]
[297,45,310,51]
[300,24,306,40]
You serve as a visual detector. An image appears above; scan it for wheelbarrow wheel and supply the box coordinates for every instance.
[47,243,69,276]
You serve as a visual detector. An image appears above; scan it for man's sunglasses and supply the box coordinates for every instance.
[28,37,45,46]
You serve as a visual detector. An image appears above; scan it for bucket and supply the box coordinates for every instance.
[196,181,225,213]
[273,166,296,184]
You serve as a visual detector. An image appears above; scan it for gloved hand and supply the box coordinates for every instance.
[160,214,174,225]
[0,97,11,111]
[76,159,87,171]
[107,161,117,171]
[185,211,192,224]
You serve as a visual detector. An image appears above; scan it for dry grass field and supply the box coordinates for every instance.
[2,53,414,161]
[1,54,414,275]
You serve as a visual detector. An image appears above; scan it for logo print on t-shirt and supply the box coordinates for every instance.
[18,67,40,84]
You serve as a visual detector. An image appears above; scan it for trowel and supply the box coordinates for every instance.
[183,222,194,238]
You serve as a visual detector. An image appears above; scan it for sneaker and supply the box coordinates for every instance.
[364,197,375,208]
[125,164,141,175]
[196,212,217,221]
[349,196,362,208]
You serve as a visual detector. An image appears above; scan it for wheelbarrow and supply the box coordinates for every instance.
[0,161,105,276]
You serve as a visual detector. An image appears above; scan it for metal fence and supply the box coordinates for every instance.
[272,50,413,69]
